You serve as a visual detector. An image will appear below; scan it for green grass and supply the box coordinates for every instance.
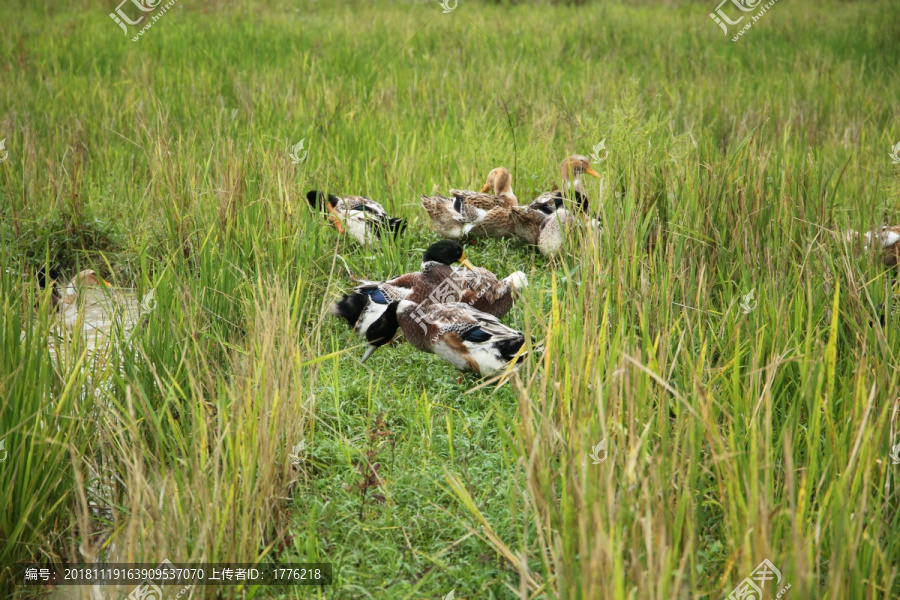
[2,0,900,597]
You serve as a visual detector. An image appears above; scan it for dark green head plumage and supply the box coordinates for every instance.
[422,240,465,266]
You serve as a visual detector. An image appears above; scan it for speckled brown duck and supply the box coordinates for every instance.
[385,299,529,376]
[422,167,518,238]
[449,167,518,210]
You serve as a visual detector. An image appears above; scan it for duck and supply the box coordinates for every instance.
[306,190,406,245]
[55,269,111,308]
[6,264,62,310]
[528,155,600,215]
[508,207,601,256]
[330,240,527,360]
[449,167,517,210]
[382,299,530,376]
[865,226,900,267]
[421,167,517,239]
[876,297,898,326]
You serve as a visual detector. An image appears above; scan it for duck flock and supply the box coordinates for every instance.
[307,153,900,378]
[308,155,603,378]
[25,153,900,379]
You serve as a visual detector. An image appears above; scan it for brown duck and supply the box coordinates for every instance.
[421,167,517,238]
[381,299,529,376]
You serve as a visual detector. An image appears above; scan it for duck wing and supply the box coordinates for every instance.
[403,303,526,375]
[343,196,384,215]
[528,188,587,214]
[339,196,406,240]
[454,192,510,211]
[451,267,525,318]
[507,206,548,245]
[528,190,565,214]
[421,194,486,239]
[449,189,480,200]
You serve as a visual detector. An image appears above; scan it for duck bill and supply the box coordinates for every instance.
[326,204,346,234]
[361,344,378,363]
[479,182,492,193]
[585,167,601,178]
[458,254,478,271]
[101,279,111,288]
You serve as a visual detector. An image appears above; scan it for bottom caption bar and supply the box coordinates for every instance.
[18,562,332,586]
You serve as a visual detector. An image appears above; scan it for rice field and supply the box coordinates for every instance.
[2,0,900,598]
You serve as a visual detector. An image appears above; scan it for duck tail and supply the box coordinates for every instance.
[330,291,369,328]
[495,334,526,362]
[421,194,453,209]
[388,217,406,236]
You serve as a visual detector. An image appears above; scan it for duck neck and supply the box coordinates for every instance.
[567,176,585,196]
[62,282,78,304]
[493,171,516,205]
[564,176,589,212]
[422,261,454,277]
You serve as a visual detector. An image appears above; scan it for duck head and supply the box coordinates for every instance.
[560,155,601,183]
[422,240,477,271]
[361,301,400,363]
[306,190,347,234]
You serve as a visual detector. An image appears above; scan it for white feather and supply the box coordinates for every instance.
[880,230,900,249]
[432,339,472,371]
[354,302,389,337]
[465,343,510,375]
[505,271,528,291]
[344,214,372,245]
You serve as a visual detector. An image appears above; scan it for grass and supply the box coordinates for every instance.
[2,0,900,597]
